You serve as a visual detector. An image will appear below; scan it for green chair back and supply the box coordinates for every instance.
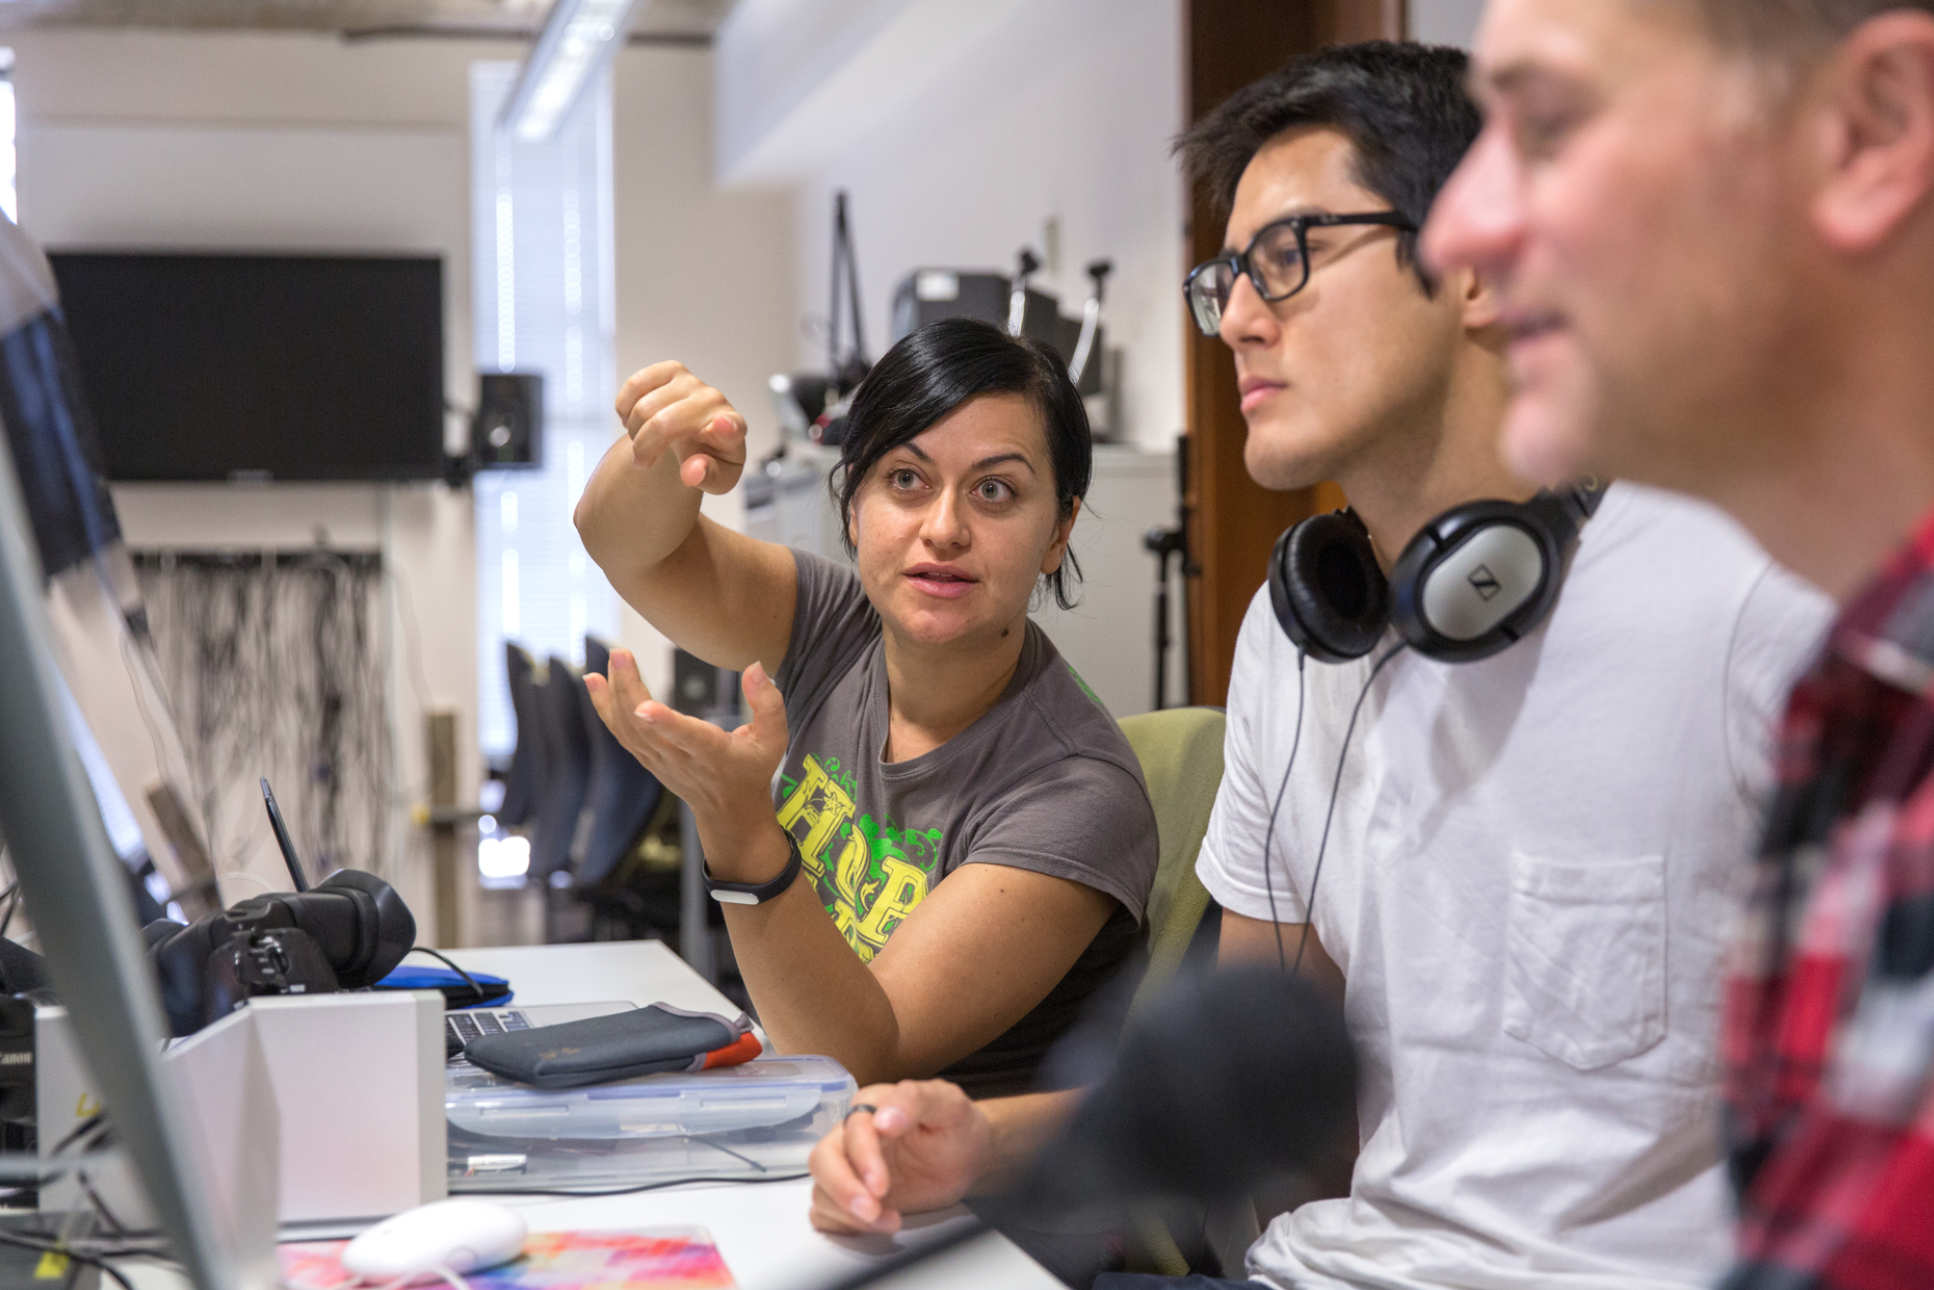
[1118,706,1225,1004]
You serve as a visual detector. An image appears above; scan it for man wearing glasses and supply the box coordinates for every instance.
[808,41,1828,1290]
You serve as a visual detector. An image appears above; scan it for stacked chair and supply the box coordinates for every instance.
[569,637,680,940]
[496,643,539,828]
[493,636,684,943]
[530,653,593,886]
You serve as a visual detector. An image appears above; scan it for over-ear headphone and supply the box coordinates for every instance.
[1268,480,1605,664]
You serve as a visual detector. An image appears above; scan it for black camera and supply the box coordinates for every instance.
[200,917,342,1029]
[146,870,415,1037]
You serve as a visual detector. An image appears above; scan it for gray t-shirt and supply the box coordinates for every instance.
[773,551,1158,1096]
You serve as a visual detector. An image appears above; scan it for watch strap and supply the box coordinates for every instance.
[704,829,805,906]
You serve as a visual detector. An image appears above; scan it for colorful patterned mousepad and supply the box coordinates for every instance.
[278,1226,736,1289]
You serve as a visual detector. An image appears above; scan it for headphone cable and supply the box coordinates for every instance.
[1292,642,1406,976]
[1260,652,1308,972]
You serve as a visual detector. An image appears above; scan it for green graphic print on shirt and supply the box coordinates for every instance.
[775,753,944,962]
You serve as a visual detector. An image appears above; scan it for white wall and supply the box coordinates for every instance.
[715,0,1032,187]
[13,30,796,938]
[767,0,1187,716]
[789,0,1188,454]
[609,44,796,698]
[14,31,481,931]
[1410,0,1487,48]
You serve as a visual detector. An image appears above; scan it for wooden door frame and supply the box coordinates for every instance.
[1182,0,1405,707]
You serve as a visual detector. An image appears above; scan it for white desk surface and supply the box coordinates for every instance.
[433,940,1062,1290]
[446,940,736,1015]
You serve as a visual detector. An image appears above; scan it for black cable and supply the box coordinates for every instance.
[18,1132,134,1246]
[404,947,490,1003]
[386,562,434,730]
[1293,642,1406,977]
[77,1170,130,1237]
[1259,651,1308,972]
[0,1194,170,1261]
[138,552,393,892]
[47,1112,109,1158]
[471,1170,810,1198]
[116,568,222,883]
[0,1228,137,1290]
[689,1136,764,1170]
[117,629,179,816]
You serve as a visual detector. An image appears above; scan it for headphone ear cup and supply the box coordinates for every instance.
[1389,499,1566,663]
[1269,511,1390,664]
[311,870,416,987]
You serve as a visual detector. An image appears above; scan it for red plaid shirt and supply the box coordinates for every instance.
[1723,508,1934,1290]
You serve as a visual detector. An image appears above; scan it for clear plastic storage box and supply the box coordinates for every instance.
[444,1054,855,1192]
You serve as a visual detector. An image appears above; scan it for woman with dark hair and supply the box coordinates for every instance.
[574,318,1156,1096]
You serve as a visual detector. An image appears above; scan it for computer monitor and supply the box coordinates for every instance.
[0,218,272,1289]
[1,233,217,918]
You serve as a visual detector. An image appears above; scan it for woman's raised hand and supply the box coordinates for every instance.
[615,361,748,496]
[583,647,790,868]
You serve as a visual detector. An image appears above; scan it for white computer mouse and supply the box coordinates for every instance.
[340,1197,528,1284]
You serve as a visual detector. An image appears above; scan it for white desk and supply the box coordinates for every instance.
[441,941,1062,1290]
[447,940,736,1016]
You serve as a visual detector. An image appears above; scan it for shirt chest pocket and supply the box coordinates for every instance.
[1502,852,1667,1071]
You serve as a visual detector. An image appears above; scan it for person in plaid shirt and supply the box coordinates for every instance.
[1716,537,1934,1289]
[1424,1,1934,1287]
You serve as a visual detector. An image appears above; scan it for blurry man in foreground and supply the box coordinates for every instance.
[1424,2,1934,1284]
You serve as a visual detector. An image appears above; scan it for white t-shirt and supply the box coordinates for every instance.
[1196,483,1832,1290]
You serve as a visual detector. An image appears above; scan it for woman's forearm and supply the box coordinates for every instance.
[573,432,702,586]
[710,824,907,1082]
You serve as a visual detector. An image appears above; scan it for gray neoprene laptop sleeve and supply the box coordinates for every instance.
[460,1003,758,1089]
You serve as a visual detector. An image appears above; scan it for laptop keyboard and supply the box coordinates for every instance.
[445,1008,531,1056]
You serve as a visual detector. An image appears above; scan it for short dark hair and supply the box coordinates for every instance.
[1691,0,1934,51]
[830,317,1090,610]
[1173,40,1479,287]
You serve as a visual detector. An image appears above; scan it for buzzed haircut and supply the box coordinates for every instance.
[1693,0,1934,50]
[1173,41,1479,279]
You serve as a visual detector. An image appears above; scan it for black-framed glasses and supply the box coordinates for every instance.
[1184,211,1417,337]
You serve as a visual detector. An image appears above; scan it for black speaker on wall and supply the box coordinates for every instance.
[471,372,543,470]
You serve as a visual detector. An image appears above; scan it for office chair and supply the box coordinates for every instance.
[576,636,667,887]
[497,641,539,829]
[529,656,593,886]
[552,636,680,941]
[1116,706,1228,1277]
[1118,707,1225,1004]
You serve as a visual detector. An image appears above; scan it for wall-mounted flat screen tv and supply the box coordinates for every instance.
[48,251,445,483]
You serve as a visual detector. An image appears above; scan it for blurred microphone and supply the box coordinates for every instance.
[809,964,1357,1290]
[996,962,1356,1223]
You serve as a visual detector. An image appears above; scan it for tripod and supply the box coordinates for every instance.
[1143,434,1195,710]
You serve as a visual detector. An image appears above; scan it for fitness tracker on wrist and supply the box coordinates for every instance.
[703,828,805,906]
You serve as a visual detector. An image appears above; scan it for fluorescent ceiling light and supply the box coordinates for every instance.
[498,0,639,143]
